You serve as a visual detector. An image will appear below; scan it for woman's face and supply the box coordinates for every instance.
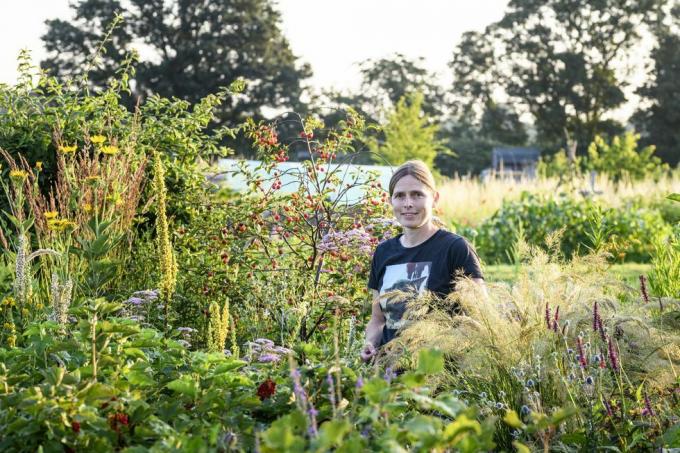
[389,175,439,230]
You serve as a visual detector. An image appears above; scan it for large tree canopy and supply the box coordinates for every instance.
[633,6,680,166]
[449,0,664,152]
[41,0,312,126]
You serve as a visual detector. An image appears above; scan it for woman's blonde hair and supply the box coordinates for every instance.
[388,160,437,196]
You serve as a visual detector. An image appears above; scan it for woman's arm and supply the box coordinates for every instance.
[361,289,385,362]
[365,290,385,347]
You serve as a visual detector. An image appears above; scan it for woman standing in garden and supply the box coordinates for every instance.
[361,160,485,362]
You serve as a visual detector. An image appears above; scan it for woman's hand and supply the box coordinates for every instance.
[360,342,377,362]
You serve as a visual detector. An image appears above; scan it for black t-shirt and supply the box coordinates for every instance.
[368,229,483,345]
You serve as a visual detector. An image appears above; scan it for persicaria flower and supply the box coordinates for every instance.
[607,338,619,372]
[639,275,650,304]
[257,378,277,401]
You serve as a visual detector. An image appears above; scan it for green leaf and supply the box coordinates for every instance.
[124,347,147,359]
[167,376,199,399]
[503,410,524,429]
[362,377,390,404]
[417,348,444,375]
[126,369,155,387]
[261,411,306,453]
[667,193,680,203]
[442,414,482,444]
[313,419,351,452]
[513,441,531,453]
[661,422,680,447]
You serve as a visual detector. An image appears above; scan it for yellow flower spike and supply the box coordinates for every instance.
[44,211,58,220]
[58,144,77,154]
[36,161,43,171]
[2,297,16,307]
[83,203,93,213]
[100,145,119,155]
[90,135,106,145]
[9,169,28,183]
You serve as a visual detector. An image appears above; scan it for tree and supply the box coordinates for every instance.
[358,53,445,121]
[633,6,680,166]
[449,0,663,152]
[369,92,451,168]
[41,0,312,129]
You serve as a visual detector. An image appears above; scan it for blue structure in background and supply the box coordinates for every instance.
[209,159,394,203]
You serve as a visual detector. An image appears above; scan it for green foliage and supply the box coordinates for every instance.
[634,21,680,166]
[467,193,671,264]
[448,0,658,150]
[649,193,680,297]
[369,92,451,168]
[587,133,669,182]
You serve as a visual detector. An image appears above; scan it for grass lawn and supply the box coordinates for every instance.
[485,263,652,286]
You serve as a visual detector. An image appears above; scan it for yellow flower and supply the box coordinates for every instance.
[83,203,93,213]
[35,303,44,310]
[100,145,119,155]
[3,322,13,330]
[21,308,29,318]
[106,192,122,205]
[36,161,43,171]
[47,218,77,232]
[90,135,106,145]
[2,297,16,307]
[58,145,77,154]
[85,175,100,187]
[44,211,58,220]
[9,169,28,182]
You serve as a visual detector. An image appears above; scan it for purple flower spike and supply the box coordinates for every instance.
[607,338,619,372]
[643,392,655,417]
[384,367,397,384]
[545,303,551,329]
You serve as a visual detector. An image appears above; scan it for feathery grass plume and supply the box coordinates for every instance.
[152,151,177,328]
[207,299,230,353]
[49,272,73,327]
[13,234,30,307]
[385,244,680,405]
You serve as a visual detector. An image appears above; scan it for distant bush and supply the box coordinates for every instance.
[464,193,671,264]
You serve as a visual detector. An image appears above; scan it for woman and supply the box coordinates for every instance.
[361,160,485,362]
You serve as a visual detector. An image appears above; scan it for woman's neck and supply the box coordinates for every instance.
[399,222,439,248]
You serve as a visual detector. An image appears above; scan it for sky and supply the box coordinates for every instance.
[0,0,509,92]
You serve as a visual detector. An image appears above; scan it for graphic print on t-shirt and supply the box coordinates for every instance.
[380,262,431,330]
